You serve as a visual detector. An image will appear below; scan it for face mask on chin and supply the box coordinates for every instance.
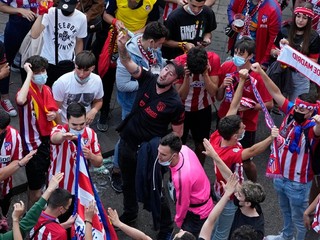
[237,130,245,141]
[74,73,90,85]
[61,9,74,16]
[186,5,203,16]
[293,111,306,124]
[157,154,174,167]
[69,128,84,136]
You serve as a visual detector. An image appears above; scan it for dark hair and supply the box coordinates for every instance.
[241,181,266,208]
[174,231,196,240]
[75,50,96,69]
[143,21,169,41]
[234,37,256,56]
[187,46,208,74]
[289,2,313,55]
[299,91,318,103]
[47,188,72,209]
[66,102,86,119]
[230,225,258,240]
[0,109,10,130]
[218,115,242,140]
[190,0,205,3]
[25,55,48,73]
[160,132,182,153]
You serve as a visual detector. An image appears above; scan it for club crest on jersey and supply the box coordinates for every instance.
[4,142,11,151]
[157,102,166,112]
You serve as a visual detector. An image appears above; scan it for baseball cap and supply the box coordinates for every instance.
[166,59,184,79]
[58,0,79,13]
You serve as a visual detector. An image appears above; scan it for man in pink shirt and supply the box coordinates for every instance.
[157,132,214,237]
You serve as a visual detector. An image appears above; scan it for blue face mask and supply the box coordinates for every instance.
[74,73,90,85]
[69,128,84,136]
[232,55,246,67]
[157,154,174,167]
[33,73,47,85]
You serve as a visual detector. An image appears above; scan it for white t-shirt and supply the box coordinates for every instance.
[41,7,87,64]
[52,71,104,123]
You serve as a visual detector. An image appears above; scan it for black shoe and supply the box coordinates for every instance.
[119,213,137,225]
[157,228,174,240]
[109,171,123,193]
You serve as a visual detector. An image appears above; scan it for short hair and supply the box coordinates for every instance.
[234,37,256,56]
[230,225,258,240]
[75,50,96,69]
[143,21,169,41]
[0,109,10,130]
[187,46,208,74]
[218,115,242,140]
[47,188,72,210]
[174,231,196,240]
[66,102,86,120]
[190,0,205,3]
[241,181,266,208]
[298,91,318,104]
[25,55,48,73]
[159,132,183,153]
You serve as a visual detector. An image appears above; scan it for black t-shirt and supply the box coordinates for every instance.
[162,6,217,59]
[274,23,320,55]
[228,206,264,240]
[120,69,185,148]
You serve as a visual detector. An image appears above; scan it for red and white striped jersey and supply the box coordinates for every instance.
[175,52,220,112]
[30,212,66,240]
[279,99,317,183]
[17,93,43,152]
[209,130,244,198]
[49,125,101,194]
[163,2,178,21]
[313,196,320,233]
[0,126,23,196]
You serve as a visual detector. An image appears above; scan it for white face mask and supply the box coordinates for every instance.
[237,130,246,141]
[157,154,174,167]
[69,128,84,136]
[186,5,203,16]
[74,72,90,85]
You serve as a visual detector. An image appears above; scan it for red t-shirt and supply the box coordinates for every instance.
[218,61,272,131]
[210,130,244,198]
[31,212,67,240]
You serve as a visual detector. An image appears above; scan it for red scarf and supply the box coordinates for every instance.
[29,82,58,136]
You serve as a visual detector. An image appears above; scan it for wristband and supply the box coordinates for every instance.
[85,220,92,225]
[18,162,24,167]
[112,18,118,26]
[178,42,188,52]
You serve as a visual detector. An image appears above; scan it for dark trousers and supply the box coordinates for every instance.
[99,66,116,123]
[2,15,33,95]
[181,211,206,238]
[118,139,173,233]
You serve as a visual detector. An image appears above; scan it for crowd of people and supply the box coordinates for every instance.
[0,0,319,239]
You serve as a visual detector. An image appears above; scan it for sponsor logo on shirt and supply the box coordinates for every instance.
[0,156,10,163]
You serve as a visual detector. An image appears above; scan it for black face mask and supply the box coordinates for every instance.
[293,111,306,124]
[233,197,242,208]
[156,82,171,89]
[61,10,74,16]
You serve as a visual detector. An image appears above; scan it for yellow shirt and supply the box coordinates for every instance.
[115,0,156,32]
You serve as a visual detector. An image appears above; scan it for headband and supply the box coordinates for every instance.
[294,98,318,111]
[294,7,314,18]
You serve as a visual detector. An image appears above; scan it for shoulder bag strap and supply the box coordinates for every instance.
[30,219,58,240]
[55,7,58,65]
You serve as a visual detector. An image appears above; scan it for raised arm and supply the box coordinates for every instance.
[251,62,286,108]
[226,69,247,116]
[199,173,238,240]
[117,31,142,79]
